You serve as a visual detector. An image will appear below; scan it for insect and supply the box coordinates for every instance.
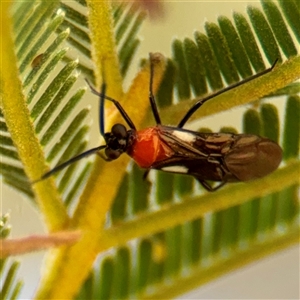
[31,53,44,69]
[36,54,282,191]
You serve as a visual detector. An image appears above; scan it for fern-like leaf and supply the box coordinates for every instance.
[1,0,299,299]
[0,214,23,300]
[75,1,299,299]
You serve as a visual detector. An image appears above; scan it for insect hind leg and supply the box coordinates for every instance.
[177,59,278,128]
[196,179,227,192]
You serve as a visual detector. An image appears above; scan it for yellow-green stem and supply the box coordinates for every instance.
[98,160,300,251]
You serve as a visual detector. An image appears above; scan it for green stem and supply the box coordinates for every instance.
[141,227,299,299]
[99,161,299,251]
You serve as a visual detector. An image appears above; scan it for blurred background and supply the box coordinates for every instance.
[2,1,299,299]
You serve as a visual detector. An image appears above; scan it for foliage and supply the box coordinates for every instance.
[0,214,23,300]
[0,0,299,299]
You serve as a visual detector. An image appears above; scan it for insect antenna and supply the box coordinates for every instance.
[178,59,279,128]
[32,145,106,183]
[85,79,136,130]
[99,81,106,137]
[34,81,109,183]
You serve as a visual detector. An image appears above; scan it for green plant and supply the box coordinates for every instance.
[0,214,23,300]
[1,0,299,299]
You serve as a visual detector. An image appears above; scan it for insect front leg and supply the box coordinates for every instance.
[96,151,111,162]
[148,53,162,125]
[143,169,150,180]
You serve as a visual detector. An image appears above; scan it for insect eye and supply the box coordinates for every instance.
[105,148,121,160]
[111,124,127,139]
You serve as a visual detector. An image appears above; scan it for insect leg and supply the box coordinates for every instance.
[85,79,136,130]
[197,179,227,192]
[96,151,111,161]
[143,169,150,180]
[148,53,162,125]
[177,59,279,128]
